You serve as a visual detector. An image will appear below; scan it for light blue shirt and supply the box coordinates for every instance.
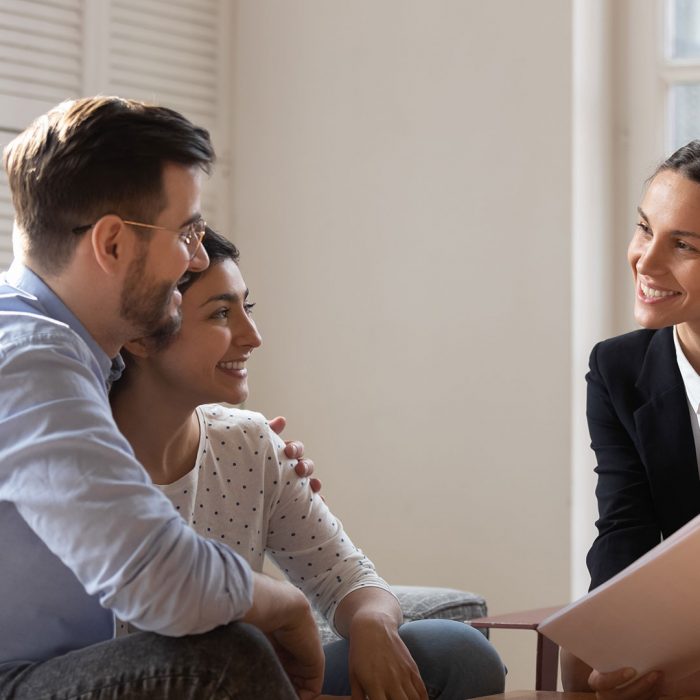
[0,261,253,667]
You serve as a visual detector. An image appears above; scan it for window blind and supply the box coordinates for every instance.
[0,0,231,267]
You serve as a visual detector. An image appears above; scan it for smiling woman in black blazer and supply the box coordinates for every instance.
[563,141,700,700]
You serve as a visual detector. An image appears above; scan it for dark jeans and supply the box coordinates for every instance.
[322,619,506,700]
[0,623,297,700]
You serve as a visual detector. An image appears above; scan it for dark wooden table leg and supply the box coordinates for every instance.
[535,632,559,691]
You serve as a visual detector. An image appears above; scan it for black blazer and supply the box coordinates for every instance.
[586,326,700,589]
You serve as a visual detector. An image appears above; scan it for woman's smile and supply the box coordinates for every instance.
[637,280,681,303]
[216,359,249,378]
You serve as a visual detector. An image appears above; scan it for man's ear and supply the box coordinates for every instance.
[122,337,152,359]
[90,215,133,275]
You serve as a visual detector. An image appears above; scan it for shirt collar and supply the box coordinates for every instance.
[4,260,122,384]
[674,325,700,414]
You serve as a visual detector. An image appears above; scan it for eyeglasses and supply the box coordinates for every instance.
[72,217,206,260]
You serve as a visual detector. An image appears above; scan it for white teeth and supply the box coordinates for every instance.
[217,361,245,370]
[641,283,678,299]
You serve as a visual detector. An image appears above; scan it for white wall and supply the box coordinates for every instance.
[229,1,572,689]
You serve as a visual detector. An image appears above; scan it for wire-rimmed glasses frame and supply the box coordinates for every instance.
[72,217,206,260]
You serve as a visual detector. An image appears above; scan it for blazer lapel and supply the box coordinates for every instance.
[634,327,700,535]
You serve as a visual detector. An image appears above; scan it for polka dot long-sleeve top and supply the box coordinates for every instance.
[159,404,393,633]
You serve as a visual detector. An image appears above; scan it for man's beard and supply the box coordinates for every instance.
[120,253,182,348]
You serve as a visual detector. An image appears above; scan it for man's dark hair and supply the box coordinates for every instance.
[3,96,215,272]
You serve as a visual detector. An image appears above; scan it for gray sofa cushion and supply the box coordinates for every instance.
[314,585,487,645]
[390,585,487,621]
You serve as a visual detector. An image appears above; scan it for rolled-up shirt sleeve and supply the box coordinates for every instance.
[0,327,253,636]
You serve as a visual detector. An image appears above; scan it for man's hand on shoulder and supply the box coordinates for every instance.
[269,415,322,494]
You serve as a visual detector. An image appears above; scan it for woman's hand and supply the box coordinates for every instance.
[334,588,426,699]
[562,649,663,700]
[347,611,427,700]
[268,415,322,493]
[587,667,662,700]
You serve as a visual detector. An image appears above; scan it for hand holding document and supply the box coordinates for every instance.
[539,513,700,688]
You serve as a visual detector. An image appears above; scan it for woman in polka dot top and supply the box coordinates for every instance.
[110,229,505,700]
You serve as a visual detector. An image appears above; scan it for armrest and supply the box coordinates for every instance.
[469,605,565,631]
[469,606,566,691]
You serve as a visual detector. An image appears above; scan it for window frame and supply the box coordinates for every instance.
[661,0,700,150]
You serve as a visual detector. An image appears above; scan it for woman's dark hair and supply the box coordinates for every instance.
[178,226,239,294]
[655,140,700,184]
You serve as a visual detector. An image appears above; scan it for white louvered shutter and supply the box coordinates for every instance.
[0,0,84,272]
[0,0,231,269]
[106,0,231,231]
[0,0,83,121]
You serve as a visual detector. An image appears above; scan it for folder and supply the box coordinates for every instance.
[539,512,700,685]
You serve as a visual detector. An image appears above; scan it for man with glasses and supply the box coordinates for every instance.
[0,97,323,699]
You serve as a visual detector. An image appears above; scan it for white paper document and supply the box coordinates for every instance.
[539,512,700,684]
